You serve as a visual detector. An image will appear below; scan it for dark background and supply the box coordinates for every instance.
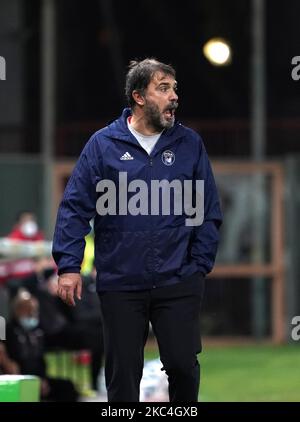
[21,0,300,157]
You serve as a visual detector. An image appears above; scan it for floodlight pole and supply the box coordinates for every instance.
[251,0,266,161]
[251,0,267,339]
[41,0,56,238]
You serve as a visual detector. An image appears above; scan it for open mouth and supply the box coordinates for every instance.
[164,108,175,119]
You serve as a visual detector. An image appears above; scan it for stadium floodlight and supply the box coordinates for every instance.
[203,38,232,66]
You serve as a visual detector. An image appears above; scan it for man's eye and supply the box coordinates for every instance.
[160,86,168,92]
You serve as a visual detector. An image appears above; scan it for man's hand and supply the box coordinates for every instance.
[57,273,82,306]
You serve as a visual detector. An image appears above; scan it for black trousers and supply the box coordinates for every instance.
[98,273,205,402]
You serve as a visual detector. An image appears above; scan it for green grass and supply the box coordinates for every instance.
[46,343,300,402]
[144,342,300,402]
[199,344,300,402]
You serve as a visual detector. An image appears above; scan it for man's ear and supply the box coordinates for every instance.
[132,90,145,106]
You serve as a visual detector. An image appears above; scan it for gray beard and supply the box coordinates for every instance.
[144,101,175,132]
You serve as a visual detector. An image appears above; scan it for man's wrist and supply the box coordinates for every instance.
[58,267,81,276]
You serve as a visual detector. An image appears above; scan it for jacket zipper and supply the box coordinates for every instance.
[113,133,182,288]
[149,156,156,288]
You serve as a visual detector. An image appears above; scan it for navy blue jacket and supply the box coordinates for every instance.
[52,108,222,291]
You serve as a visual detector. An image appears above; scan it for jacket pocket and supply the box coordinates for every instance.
[95,230,152,286]
[154,226,194,276]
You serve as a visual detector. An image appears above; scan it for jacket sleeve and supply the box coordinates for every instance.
[190,137,223,275]
[52,135,101,275]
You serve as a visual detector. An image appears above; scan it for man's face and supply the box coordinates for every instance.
[142,71,178,132]
[19,213,36,226]
[18,213,38,237]
[15,299,38,320]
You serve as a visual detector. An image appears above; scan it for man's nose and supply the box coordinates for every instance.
[169,89,178,102]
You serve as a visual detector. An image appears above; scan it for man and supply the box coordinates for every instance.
[0,342,19,375]
[52,58,222,402]
[18,262,103,392]
[6,289,79,401]
[8,211,44,241]
[5,211,46,283]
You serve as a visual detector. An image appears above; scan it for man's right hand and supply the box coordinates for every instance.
[57,273,82,306]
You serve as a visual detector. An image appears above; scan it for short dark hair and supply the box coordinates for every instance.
[125,58,176,108]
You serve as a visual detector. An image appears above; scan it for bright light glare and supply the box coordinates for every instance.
[203,38,232,66]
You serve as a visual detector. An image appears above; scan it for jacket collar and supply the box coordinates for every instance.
[107,108,186,153]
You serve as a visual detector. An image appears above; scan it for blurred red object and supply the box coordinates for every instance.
[8,228,44,241]
[73,350,91,366]
[0,259,35,284]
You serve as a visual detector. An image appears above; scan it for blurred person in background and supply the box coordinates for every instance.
[5,289,79,401]
[52,58,222,402]
[7,211,44,241]
[0,341,19,375]
[16,257,103,392]
[3,211,47,287]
